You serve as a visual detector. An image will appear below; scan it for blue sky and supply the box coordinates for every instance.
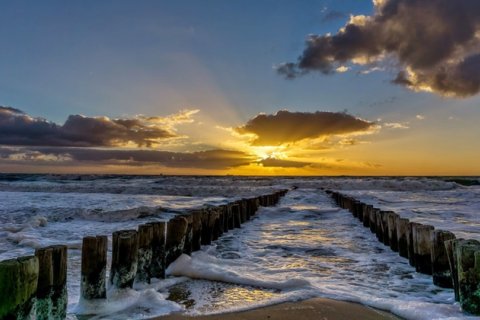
[0,0,403,121]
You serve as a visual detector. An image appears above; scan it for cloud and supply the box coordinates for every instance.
[384,122,409,129]
[278,0,480,97]
[321,10,347,23]
[258,157,311,168]
[416,114,425,120]
[0,106,200,147]
[0,146,254,169]
[235,110,373,146]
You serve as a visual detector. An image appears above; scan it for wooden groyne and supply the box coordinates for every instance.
[0,189,288,320]
[327,190,480,316]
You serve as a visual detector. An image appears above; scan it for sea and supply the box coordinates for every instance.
[0,175,479,320]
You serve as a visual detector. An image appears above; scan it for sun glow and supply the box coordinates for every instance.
[250,145,289,160]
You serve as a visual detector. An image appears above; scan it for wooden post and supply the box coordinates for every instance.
[362,205,371,228]
[396,217,410,259]
[180,215,194,255]
[227,204,235,230]
[149,222,166,279]
[201,210,213,245]
[456,240,480,314]
[191,211,203,251]
[35,247,54,320]
[110,230,139,289]
[239,200,248,223]
[81,236,108,300]
[369,207,377,233]
[375,210,383,242]
[407,222,420,266]
[136,224,153,284]
[414,224,434,275]
[211,209,221,240]
[381,211,391,246]
[387,212,399,252]
[217,206,225,236]
[49,245,67,320]
[165,216,188,266]
[445,238,465,301]
[232,203,241,228]
[0,256,38,320]
[431,230,455,288]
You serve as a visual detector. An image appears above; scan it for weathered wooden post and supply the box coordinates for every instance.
[190,211,203,251]
[456,240,480,314]
[0,256,39,320]
[414,224,434,275]
[35,247,53,319]
[375,210,384,242]
[407,222,421,267]
[110,230,139,289]
[445,238,463,301]
[149,222,166,279]
[227,204,235,230]
[220,205,229,233]
[211,209,222,240]
[180,214,194,255]
[396,217,410,259]
[49,245,67,320]
[217,207,225,236]
[232,203,241,228]
[381,211,391,246]
[431,230,456,288]
[387,212,399,252]
[362,205,371,228]
[35,245,67,320]
[136,224,153,284]
[369,207,377,233]
[239,200,248,223]
[201,210,213,245]
[165,216,188,266]
[81,236,108,300]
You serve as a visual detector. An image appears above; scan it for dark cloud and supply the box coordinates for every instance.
[0,147,254,170]
[0,106,175,147]
[278,0,480,97]
[236,110,373,146]
[259,157,311,168]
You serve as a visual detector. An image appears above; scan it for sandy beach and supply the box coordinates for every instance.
[154,298,402,320]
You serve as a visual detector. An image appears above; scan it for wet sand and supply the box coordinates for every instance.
[154,298,402,320]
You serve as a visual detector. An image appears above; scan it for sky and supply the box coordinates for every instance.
[0,0,479,175]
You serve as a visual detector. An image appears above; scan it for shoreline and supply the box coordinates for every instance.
[153,298,403,320]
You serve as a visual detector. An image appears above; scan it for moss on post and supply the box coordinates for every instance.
[456,240,480,314]
[0,256,39,320]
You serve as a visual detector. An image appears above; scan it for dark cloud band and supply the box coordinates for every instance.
[236,110,373,146]
[0,106,175,147]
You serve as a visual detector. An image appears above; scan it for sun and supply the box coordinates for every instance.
[250,145,289,161]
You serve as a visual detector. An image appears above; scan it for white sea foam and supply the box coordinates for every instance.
[166,252,311,290]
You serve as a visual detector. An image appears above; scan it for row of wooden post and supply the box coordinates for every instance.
[0,189,288,319]
[327,190,480,315]
[81,190,288,308]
